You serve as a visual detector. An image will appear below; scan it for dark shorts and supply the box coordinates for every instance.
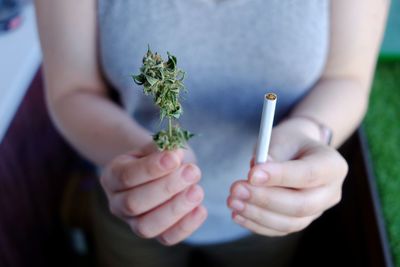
[90,185,301,267]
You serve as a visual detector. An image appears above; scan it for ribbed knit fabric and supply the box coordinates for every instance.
[97,0,329,245]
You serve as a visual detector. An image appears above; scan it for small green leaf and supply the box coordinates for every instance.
[132,74,145,85]
[166,52,177,70]
[176,70,185,81]
[145,75,158,86]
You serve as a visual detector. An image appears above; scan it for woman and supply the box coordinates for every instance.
[35,0,389,266]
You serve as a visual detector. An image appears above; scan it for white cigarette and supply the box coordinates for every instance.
[255,93,277,164]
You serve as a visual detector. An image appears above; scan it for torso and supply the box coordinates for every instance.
[97,0,329,244]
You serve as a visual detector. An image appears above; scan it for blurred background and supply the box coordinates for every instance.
[0,1,399,267]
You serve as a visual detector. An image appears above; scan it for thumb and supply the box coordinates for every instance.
[267,129,308,162]
[249,154,276,168]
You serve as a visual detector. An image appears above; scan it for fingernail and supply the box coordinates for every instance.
[186,185,203,202]
[233,213,245,223]
[230,199,245,211]
[251,169,269,185]
[234,184,250,200]
[156,236,168,245]
[182,165,199,182]
[193,206,207,220]
[160,152,177,169]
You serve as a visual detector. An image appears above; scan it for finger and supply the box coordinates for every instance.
[248,145,347,188]
[105,149,185,192]
[111,164,201,217]
[230,181,341,217]
[128,184,204,239]
[157,205,207,246]
[231,212,287,237]
[228,197,316,233]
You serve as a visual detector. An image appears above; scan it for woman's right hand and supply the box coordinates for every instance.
[100,143,207,246]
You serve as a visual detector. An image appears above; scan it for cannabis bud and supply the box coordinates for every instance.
[132,46,194,150]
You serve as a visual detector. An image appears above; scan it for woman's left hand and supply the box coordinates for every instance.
[227,118,348,236]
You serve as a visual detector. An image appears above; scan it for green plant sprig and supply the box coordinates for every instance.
[132,46,194,150]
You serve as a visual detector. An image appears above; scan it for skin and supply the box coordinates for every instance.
[35,0,389,245]
[227,0,389,235]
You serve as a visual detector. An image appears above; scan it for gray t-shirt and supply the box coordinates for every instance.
[97,0,329,245]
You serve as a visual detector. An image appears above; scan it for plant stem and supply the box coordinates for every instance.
[168,117,172,138]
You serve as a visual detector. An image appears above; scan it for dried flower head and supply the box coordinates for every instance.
[132,46,194,150]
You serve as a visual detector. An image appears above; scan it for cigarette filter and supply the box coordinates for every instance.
[255,93,277,164]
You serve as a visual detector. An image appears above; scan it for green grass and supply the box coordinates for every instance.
[364,61,400,266]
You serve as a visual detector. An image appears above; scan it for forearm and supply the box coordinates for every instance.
[288,76,368,148]
[48,90,152,167]
[283,0,388,148]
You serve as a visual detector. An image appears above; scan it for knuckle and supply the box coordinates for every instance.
[144,160,157,177]
[230,181,244,196]
[99,173,108,189]
[195,186,205,202]
[332,152,348,180]
[254,207,265,223]
[176,221,192,237]
[343,160,349,175]
[192,165,202,179]
[277,232,290,237]
[268,230,288,237]
[108,203,118,217]
[259,191,270,208]
[339,157,349,179]
[158,235,175,246]
[276,219,299,234]
[295,198,315,217]
[291,220,308,233]
[332,192,342,207]
[118,169,132,189]
[135,220,154,239]
[304,164,320,187]
[123,194,140,216]
[283,223,297,234]
[109,159,121,177]
[163,178,181,196]
[185,165,201,182]
[109,155,130,178]
[170,200,186,217]
[127,219,138,234]
[276,168,285,186]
